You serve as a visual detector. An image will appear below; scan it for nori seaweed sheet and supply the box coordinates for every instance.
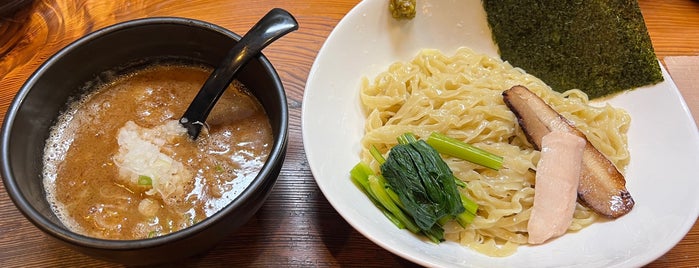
[482,0,663,99]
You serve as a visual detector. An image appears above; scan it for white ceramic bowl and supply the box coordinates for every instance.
[302,0,699,267]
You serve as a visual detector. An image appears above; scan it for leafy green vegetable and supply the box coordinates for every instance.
[389,0,416,20]
[380,133,465,231]
[426,132,503,170]
[351,132,488,243]
[482,0,663,99]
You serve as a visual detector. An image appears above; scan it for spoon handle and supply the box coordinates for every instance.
[180,8,298,139]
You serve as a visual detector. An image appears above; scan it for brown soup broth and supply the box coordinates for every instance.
[42,64,273,240]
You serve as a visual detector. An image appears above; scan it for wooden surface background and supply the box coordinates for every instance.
[0,0,697,267]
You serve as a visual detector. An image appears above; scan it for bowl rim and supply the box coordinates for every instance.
[0,16,289,250]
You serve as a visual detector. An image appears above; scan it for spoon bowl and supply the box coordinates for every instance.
[180,8,298,139]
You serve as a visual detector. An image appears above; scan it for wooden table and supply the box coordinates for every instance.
[1,0,697,267]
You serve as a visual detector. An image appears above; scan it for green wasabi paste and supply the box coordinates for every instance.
[482,0,663,99]
[389,0,416,20]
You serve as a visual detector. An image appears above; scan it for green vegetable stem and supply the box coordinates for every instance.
[426,132,503,170]
[350,162,420,233]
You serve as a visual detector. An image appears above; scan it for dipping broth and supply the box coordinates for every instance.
[43,64,273,240]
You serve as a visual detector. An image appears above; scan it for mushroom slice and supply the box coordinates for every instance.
[502,85,634,218]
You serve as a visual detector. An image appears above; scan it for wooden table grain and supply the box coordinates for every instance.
[0,0,697,267]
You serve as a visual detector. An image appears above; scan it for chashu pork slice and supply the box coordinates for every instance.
[528,131,586,244]
[502,85,634,218]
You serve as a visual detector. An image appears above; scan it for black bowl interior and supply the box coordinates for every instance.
[1,17,288,264]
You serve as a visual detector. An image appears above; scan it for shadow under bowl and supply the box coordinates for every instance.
[0,17,288,265]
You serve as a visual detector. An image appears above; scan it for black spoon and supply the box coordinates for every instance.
[179,8,298,139]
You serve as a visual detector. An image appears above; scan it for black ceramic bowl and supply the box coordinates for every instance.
[0,17,288,265]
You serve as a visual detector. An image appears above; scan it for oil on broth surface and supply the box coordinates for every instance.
[42,64,272,239]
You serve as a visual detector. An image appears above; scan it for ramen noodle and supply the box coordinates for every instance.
[359,47,630,256]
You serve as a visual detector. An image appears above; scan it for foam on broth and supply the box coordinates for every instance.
[43,64,273,239]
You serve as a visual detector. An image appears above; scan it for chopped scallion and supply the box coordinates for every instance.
[138,175,152,186]
[215,164,224,173]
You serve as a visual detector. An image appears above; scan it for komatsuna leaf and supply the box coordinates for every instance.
[380,140,464,231]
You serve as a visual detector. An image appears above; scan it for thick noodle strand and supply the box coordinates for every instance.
[359,47,628,256]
